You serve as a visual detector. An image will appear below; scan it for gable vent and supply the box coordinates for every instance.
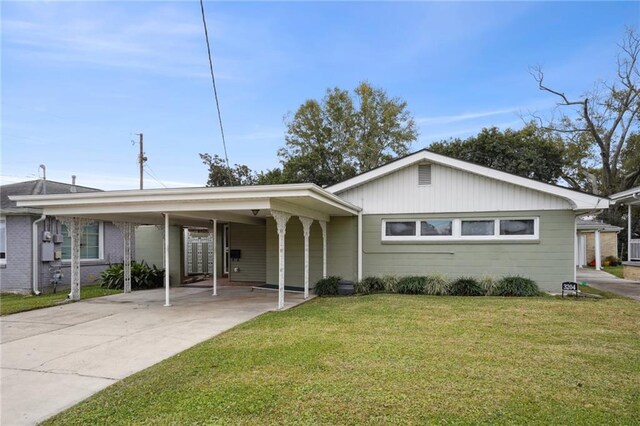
[418,164,432,185]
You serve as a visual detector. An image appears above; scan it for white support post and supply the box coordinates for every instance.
[629,204,632,262]
[299,217,313,299]
[114,222,139,293]
[357,211,363,282]
[212,219,217,296]
[125,224,131,293]
[163,213,171,307]
[59,217,90,301]
[594,230,601,271]
[272,210,291,310]
[319,220,327,279]
[69,219,82,301]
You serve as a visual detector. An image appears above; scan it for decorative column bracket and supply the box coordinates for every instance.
[299,217,313,299]
[57,217,94,301]
[271,210,291,310]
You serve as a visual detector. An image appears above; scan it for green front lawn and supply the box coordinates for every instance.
[0,285,120,316]
[45,294,639,425]
[603,265,624,279]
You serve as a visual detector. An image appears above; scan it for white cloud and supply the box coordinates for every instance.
[1,3,223,79]
[416,107,522,126]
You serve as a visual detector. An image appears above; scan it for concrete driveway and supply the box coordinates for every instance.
[1,286,307,425]
[576,268,640,300]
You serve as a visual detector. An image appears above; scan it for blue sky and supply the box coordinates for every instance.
[2,1,638,190]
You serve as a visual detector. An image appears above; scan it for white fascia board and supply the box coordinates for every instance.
[326,150,610,211]
[11,183,360,216]
[610,187,640,204]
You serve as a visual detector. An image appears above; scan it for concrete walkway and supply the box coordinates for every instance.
[576,268,640,301]
[1,286,307,425]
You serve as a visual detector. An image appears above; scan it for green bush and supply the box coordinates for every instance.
[396,276,427,294]
[99,261,164,290]
[495,276,540,297]
[354,277,385,295]
[479,276,497,296]
[449,277,484,296]
[381,275,399,293]
[314,276,341,296]
[424,274,450,295]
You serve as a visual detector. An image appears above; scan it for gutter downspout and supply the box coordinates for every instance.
[32,214,46,295]
[357,209,363,282]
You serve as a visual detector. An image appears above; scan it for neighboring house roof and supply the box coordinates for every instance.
[326,149,610,211]
[610,186,640,206]
[577,219,623,232]
[1,179,101,214]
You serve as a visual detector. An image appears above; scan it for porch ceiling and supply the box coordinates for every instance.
[10,183,360,226]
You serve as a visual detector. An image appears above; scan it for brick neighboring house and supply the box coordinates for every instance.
[576,219,622,266]
[0,179,125,294]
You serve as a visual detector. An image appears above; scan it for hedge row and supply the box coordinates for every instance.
[315,275,540,297]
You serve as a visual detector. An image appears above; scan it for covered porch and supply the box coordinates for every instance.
[12,184,360,309]
[610,186,640,280]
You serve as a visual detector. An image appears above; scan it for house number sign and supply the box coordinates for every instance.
[561,281,578,297]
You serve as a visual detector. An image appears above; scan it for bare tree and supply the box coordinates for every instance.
[531,28,640,196]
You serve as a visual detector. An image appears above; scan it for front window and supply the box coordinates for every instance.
[461,220,494,236]
[61,222,102,260]
[0,217,6,263]
[420,220,452,236]
[385,221,416,237]
[499,219,535,236]
[382,217,539,241]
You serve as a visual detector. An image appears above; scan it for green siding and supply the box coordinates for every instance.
[362,210,575,292]
[135,225,182,286]
[266,216,357,286]
[229,223,266,282]
[327,216,357,282]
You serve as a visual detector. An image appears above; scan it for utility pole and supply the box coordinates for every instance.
[136,133,146,190]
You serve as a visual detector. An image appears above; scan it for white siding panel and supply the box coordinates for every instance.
[338,164,571,214]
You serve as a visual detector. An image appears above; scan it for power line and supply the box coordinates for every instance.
[144,163,168,188]
[144,168,167,188]
[199,0,234,185]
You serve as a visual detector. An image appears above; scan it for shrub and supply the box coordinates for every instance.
[449,277,484,296]
[354,277,385,295]
[424,274,450,295]
[381,275,399,293]
[396,276,427,294]
[495,276,540,297]
[604,255,620,266]
[479,276,497,296]
[99,261,164,290]
[314,276,341,296]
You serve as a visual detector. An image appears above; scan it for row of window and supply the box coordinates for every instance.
[0,219,102,264]
[383,218,539,241]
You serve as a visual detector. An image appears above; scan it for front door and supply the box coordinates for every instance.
[223,224,230,275]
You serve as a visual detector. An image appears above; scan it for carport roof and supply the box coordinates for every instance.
[11,183,360,227]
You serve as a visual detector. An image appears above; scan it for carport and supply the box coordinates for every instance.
[12,184,360,309]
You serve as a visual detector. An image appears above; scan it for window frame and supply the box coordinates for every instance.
[61,221,105,262]
[381,217,539,242]
[0,216,6,264]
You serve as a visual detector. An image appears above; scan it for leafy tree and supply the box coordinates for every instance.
[429,124,566,183]
[278,82,417,186]
[199,153,256,187]
[531,28,640,196]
